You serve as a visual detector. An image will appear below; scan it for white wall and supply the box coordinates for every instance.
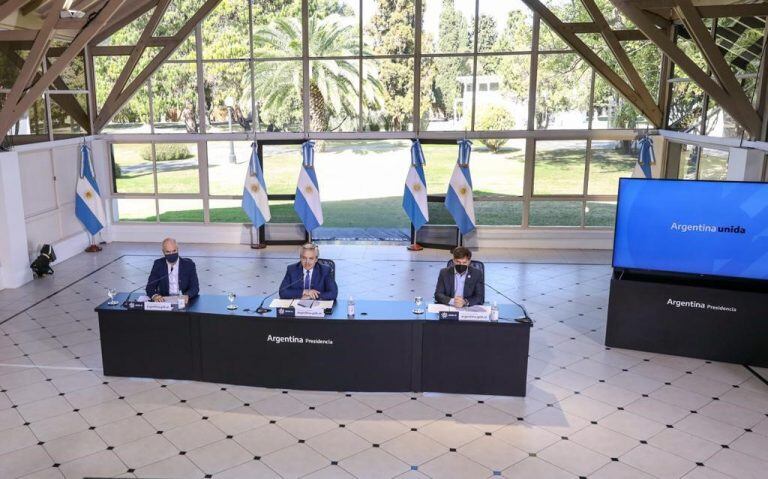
[0,137,112,290]
[0,150,32,289]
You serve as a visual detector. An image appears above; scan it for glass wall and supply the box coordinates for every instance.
[96,1,666,229]
[92,0,655,136]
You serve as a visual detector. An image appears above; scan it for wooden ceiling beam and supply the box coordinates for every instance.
[582,0,662,122]
[4,0,65,109]
[0,29,37,40]
[94,0,224,132]
[566,22,647,40]
[0,0,123,140]
[519,0,663,126]
[676,0,754,102]
[90,0,158,46]
[97,0,170,119]
[0,0,31,22]
[612,0,762,138]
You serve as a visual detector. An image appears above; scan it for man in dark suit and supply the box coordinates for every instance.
[279,243,338,300]
[434,246,484,307]
[146,238,199,302]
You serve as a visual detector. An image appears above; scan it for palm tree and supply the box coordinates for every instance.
[253,15,382,132]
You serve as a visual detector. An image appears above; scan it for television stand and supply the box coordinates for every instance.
[605,271,768,367]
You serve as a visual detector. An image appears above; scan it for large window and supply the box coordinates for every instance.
[99,0,656,230]
[92,0,652,136]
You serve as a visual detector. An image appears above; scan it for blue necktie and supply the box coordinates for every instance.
[303,270,310,290]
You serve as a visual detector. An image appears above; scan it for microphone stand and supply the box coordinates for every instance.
[481,281,532,323]
[122,266,172,307]
[256,276,307,314]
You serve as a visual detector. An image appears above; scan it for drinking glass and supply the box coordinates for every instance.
[106,287,118,306]
[226,292,238,310]
[412,296,424,314]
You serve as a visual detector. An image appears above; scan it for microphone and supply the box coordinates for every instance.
[256,272,306,314]
[256,261,336,314]
[480,280,532,324]
[448,263,531,323]
[122,265,172,307]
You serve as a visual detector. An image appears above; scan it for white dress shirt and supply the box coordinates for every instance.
[167,261,180,295]
[449,271,467,306]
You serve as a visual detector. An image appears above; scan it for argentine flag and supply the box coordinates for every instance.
[242,142,271,227]
[445,139,476,235]
[75,143,106,235]
[637,136,655,179]
[294,140,323,232]
[403,139,429,230]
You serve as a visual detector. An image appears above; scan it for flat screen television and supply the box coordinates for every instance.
[613,178,768,281]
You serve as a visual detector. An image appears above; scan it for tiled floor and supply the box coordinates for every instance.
[0,242,766,479]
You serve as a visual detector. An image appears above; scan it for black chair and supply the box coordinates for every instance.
[446,259,484,274]
[317,258,336,281]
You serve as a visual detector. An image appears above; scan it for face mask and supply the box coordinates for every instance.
[454,264,468,274]
[165,253,179,264]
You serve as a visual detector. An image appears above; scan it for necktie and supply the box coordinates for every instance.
[304,270,310,290]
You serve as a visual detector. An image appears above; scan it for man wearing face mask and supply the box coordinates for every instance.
[434,246,484,308]
[146,237,199,303]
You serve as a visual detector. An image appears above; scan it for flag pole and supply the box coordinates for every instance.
[81,139,102,253]
[407,223,424,251]
[84,232,102,253]
[250,224,267,249]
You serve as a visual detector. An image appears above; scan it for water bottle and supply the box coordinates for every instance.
[347,297,356,317]
[490,301,499,322]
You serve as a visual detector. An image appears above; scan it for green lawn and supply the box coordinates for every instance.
[114,140,631,227]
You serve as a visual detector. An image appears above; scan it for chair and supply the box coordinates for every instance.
[446,259,484,274]
[317,258,336,281]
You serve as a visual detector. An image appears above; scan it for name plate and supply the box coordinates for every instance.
[438,311,459,321]
[459,310,490,322]
[276,306,325,318]
[295,306,326,318]
[145,301,173,311]
[125,301,145,310]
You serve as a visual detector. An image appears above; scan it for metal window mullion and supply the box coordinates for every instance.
[469,0,480,132]
[148,78,155,134]
[587,70,595,130]
[413,0,423,134]
[582,139,592,228]
[302,0,310,134]
[522,14,540,228]
[84,45,97,134]
[249,0,256,132]
[196,24,206,135]
[198,140,210,223]
[195,15,208,223]
[151,143,159,222]
[358,0,364,132]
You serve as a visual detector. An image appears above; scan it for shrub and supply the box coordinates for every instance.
[476,106,516,153]
[112,160,122,179]
[140,144,194,162]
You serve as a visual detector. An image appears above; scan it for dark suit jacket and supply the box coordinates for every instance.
[279,262,338,300]
[434,266,485,306]
[146,257,199,299]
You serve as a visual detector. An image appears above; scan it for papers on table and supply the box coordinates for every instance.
[427,303,491,321]
[269,299,335,309]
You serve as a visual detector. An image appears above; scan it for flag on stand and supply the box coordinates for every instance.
[294,140,323,232]
[75,143,106,235]
[403,139,429,230]
[445,139,476,235]
[637,136,655,179]
[242,141,271,228]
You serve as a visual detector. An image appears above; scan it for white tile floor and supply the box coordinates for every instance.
[0,242,766,479]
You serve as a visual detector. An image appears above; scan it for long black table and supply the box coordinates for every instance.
[97,295,531,396]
